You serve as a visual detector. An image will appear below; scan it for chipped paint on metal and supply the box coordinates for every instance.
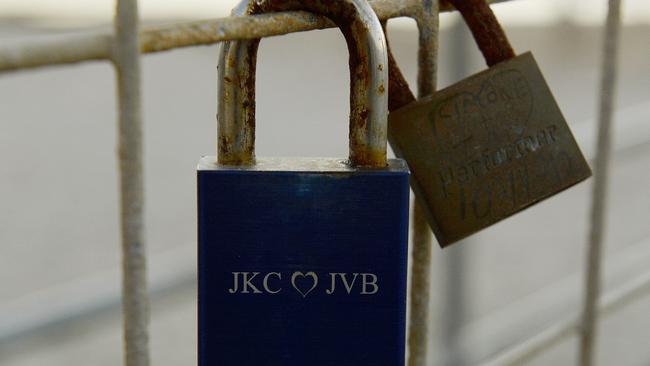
[0,0,513,72]
[217,0,389,167]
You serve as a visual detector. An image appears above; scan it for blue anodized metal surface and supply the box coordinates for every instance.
[198,157,410,366]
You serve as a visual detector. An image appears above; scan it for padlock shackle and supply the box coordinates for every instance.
[218,0,389,167]
[447,0,515,66]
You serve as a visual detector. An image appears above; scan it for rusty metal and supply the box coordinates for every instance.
[415,1,439,97]
[0,0,515,72]
[386,41,416,113]
[217,1,257,165]
[388,0,591,246]
[218,0,388,167]
[446,0,514,66]
[390,52,592,246]
[0,0,626,364]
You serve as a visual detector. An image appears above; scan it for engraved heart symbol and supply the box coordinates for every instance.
[291,271,318,298]
[430,69,533,160]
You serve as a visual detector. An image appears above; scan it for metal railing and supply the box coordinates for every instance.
[0,0,643,365]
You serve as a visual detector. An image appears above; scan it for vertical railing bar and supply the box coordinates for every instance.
[0,0,516,72]
[407,2,439,366]
[408,204,434,366]
[416,1,439,97]
[113,0,150,365]
[579,0,622,365]
[442,20,472,366]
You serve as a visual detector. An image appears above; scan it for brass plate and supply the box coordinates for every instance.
[389,52,591,247]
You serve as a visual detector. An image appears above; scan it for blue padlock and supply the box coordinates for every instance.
[198,1,409,365]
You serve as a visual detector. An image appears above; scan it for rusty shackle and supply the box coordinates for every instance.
[217,0,389,167]
[447,0,515,66]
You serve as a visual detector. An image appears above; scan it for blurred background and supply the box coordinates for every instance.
[0,0,648,365]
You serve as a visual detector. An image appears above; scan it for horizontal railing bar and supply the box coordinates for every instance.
[0,32,114,72]
[0,98,647,349]
[0,0,512,72]
[447,222,650,366]
[479,271,650,366]
[0,246,195,348]
[2,232,649,359]
[2,244,647,363]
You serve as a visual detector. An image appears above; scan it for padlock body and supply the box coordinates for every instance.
[389,52,591,246]
[197,157,409,366]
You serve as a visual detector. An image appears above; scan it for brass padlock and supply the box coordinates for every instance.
[388,0,591,247]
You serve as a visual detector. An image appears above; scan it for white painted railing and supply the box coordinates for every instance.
[0,1,638,365]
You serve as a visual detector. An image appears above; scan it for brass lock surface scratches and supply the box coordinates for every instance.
[389,52,591,246]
